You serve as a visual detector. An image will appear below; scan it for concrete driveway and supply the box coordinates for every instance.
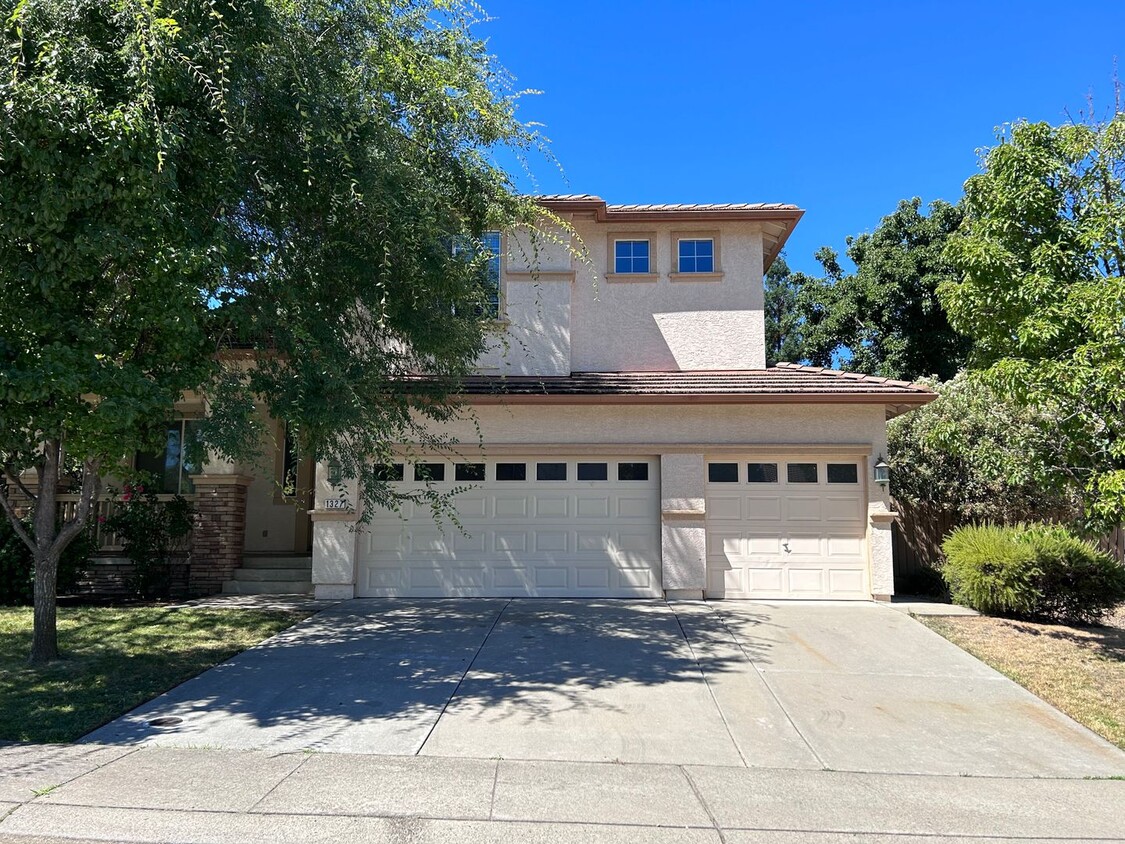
[85,598,1125,778]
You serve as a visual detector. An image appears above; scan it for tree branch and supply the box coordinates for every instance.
[52,458,101,554]
[0,483,36,554]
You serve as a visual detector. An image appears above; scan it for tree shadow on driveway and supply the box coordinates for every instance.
[78,599,777,755]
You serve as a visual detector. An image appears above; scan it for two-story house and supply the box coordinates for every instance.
[307,196,935,603]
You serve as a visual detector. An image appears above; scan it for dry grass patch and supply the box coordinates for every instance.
[921,608,1125,750]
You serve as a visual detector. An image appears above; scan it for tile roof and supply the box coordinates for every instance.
[453,367,927,398]
[606,202,801,212]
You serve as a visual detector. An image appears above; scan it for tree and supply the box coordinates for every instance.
[797,198,971,381]
[0,0,548,662]
[763,254,807,365]
[941,114,1125,529]
[888,373,1078,523]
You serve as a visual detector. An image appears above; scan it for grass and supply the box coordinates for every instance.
[920,607,1125,750]
[0,605,308,744]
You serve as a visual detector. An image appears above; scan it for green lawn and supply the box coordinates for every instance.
[0,606,308,743]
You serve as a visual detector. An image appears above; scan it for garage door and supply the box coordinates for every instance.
[705,457,869,599]
[357,456,661,597]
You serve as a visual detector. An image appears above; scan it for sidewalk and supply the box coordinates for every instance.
[1,744,1123,843]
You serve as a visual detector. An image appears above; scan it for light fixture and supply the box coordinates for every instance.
[873,457,890,487]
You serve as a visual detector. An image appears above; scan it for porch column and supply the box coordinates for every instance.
[660,453,707,599]
[188,473,252,596]
[311,461,358,600]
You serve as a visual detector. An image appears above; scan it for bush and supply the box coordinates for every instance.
[103,485,194,600]
[941,523,1125,623]
[0,516,94,605]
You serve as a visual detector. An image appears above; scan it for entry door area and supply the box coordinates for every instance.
[357,456,661,598]
[705,456,869,599]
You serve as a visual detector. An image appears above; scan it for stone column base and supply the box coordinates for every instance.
[188,474,252,597]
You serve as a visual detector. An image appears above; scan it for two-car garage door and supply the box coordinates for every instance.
[357,456,661,597]
[355,453,870,600]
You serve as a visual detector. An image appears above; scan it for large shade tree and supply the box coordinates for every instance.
[794,198,970,381]
[0,0,550,662]
[941,114,1125,529]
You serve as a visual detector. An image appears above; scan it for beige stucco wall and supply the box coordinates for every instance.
[480,219,768,375]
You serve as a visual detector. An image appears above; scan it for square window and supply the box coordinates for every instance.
[414,463,446,482]
[747,462,779,483]
[827,463,859,484]
[678,238,715,273]
[617,462,649,481]
[495,462,527,481]
[577,462,608,481]
[455,463,485,481]
[614,239,650,274]
[708,462,739,483]
[787,463,819,484]
[536,462,567,481]
[371,463,404,482]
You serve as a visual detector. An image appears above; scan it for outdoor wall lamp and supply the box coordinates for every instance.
[873,457,890,487]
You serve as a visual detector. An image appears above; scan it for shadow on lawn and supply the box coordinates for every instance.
[1008,616,1125,663]
[79,598,778,748]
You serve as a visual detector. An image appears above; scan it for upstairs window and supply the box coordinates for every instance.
[677,238,714,273]
[614,239,650,274]
[451,231,501,317]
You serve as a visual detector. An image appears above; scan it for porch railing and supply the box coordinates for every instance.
[56,494,196,554]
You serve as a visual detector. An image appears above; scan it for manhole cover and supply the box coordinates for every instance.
[147,716,183,728]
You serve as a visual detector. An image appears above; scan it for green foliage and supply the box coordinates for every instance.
[796,198,971,381]
[0,0,553,655]
[0,518,91,606]
[888,372,1077,523]
[942,524,1041,617]
[942,114,1125,529]
[941,523,1125,623]
[763,255,806,365]
[104,484,194,600]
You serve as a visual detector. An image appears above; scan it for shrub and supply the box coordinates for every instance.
[103,485,194,600]
[941,523,1125,623]
[0,516,93,605]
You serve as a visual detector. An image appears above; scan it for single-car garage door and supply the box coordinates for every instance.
[357,456,661,597]
[705,456,869,599]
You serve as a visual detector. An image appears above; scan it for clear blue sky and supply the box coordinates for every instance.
[478,0,1123,275]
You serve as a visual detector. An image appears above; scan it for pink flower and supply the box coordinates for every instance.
[97,515,107,524]
[135,484,144,493]
[121,492,132,503]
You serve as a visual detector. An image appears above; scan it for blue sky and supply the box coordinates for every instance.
[478,1,1123,275]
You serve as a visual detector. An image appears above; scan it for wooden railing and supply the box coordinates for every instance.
[56,494,195,553]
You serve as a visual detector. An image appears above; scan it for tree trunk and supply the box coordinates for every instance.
[30,549,60,663]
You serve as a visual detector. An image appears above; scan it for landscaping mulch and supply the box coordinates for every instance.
[0,605,309,744]
[921,607,1125,750]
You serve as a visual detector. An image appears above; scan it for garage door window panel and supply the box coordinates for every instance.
[536,462,568,481]
[746,462,778,483]
[577,462,608,481]
[455,463,486,481]
[787,463,818,484]
[617,462,649,481]
[708,463,739,483]
[827,463,859,484]
[414,463,446,482]
[372,463,404,482]
[496,462,527,481]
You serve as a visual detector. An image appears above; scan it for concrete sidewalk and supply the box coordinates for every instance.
[1,744,1123,843]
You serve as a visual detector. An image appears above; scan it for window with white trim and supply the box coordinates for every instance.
[677,238,714,273]
[614,239,650,274]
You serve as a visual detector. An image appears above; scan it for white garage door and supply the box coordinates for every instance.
[705,456,869,599]
[357,456,661,597]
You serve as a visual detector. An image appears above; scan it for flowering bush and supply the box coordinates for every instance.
[104,484,195,600]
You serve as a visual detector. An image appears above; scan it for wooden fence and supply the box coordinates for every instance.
[893,500,1125,588]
